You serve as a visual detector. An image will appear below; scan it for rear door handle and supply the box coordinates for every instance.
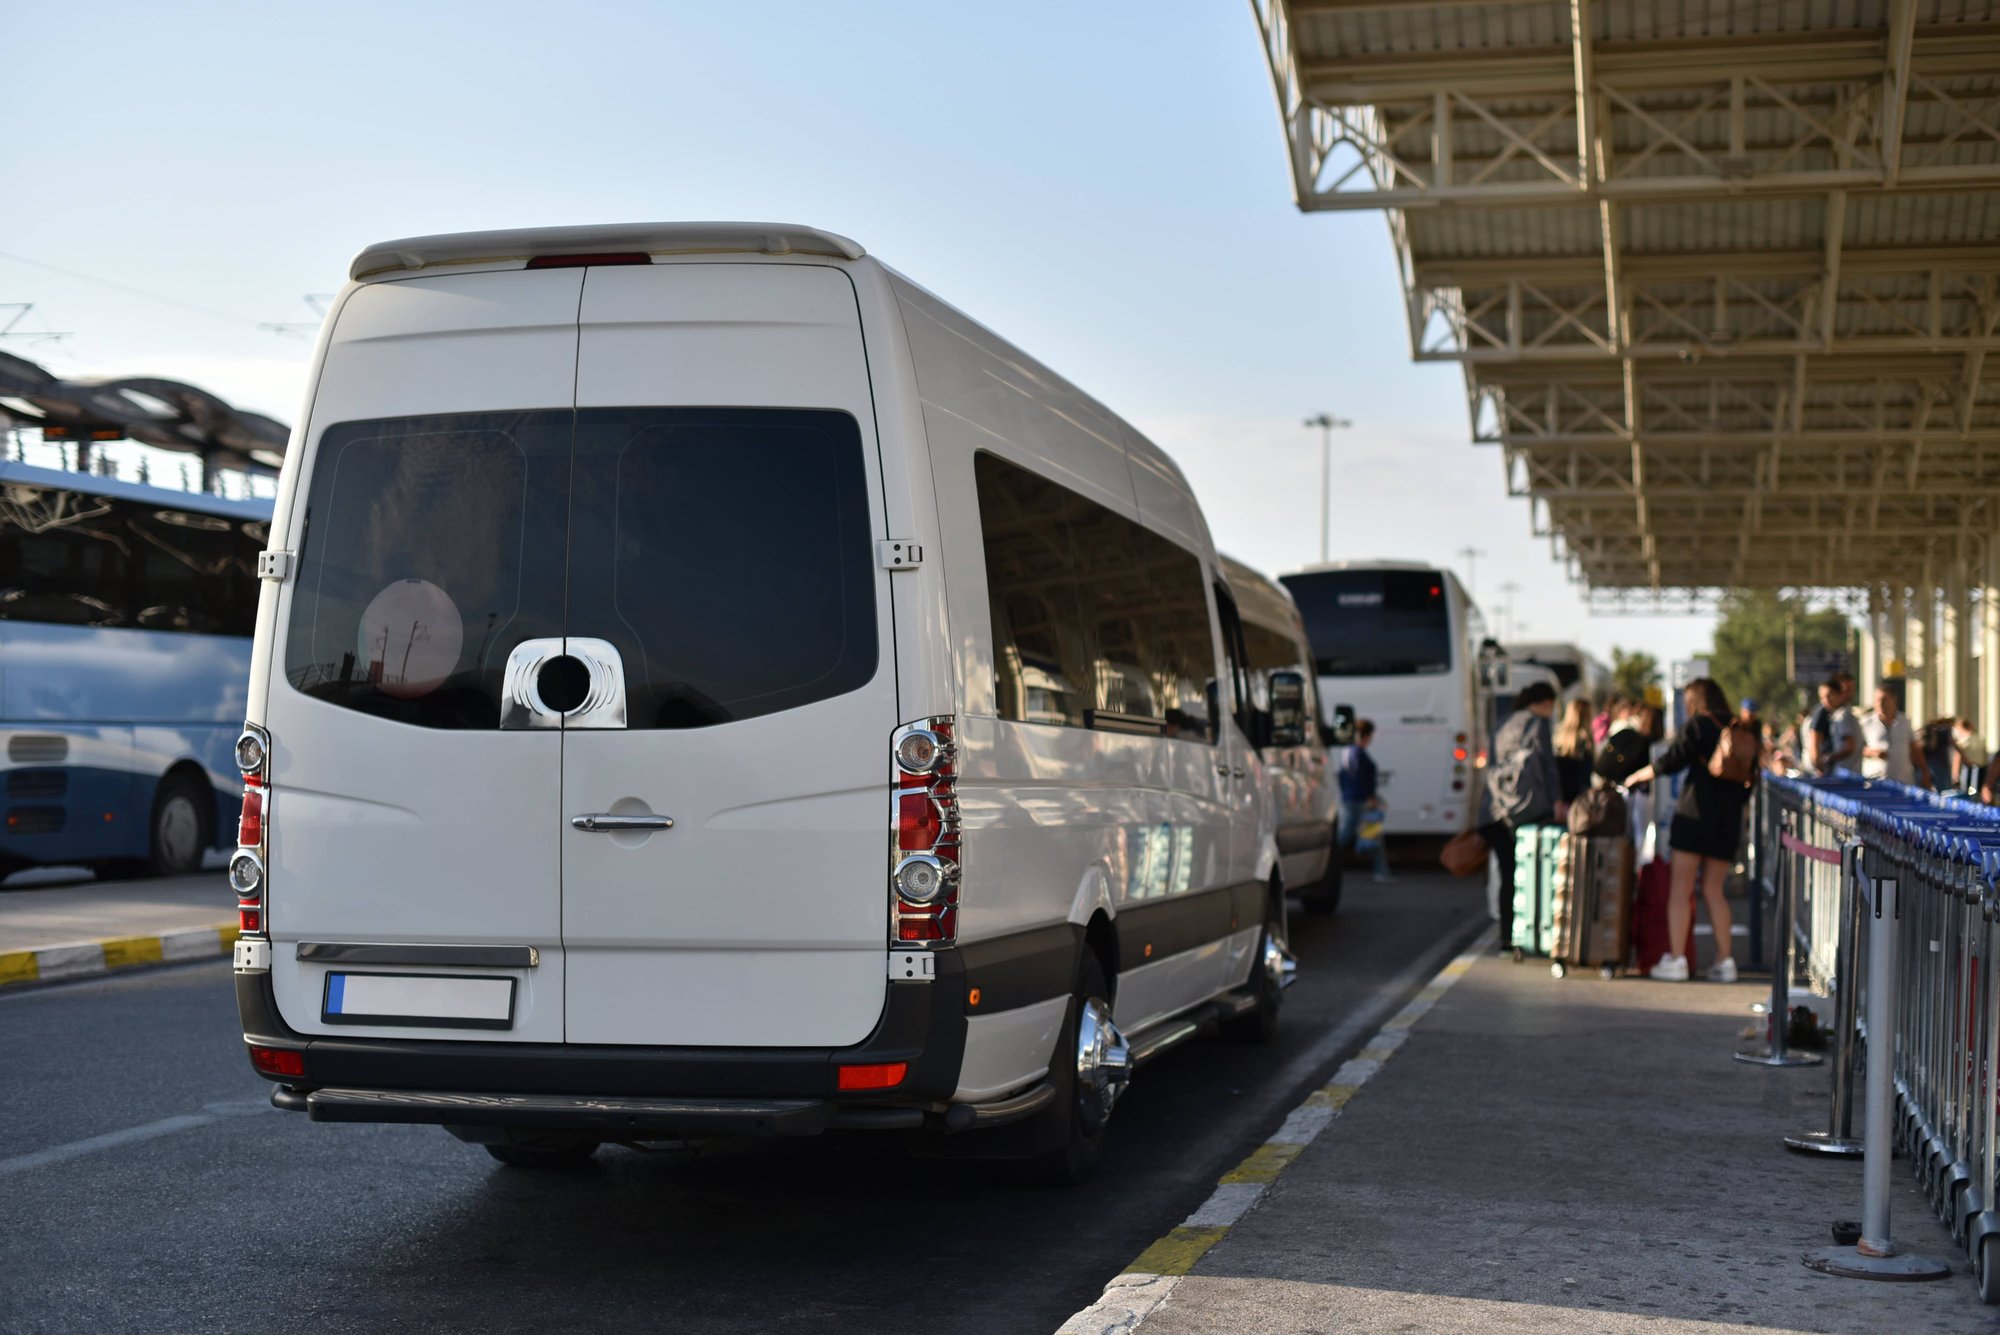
[571,814,674,832]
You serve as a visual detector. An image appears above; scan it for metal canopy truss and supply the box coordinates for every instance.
[1252,0,2000,603]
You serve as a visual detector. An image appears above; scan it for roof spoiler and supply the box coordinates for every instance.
[350,222,865,280]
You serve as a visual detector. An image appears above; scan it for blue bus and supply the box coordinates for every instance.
[2,460,268,881]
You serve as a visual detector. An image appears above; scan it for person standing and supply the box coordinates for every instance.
[1554,697,1594,805]
[1479,681,1563,950]
[1592,694,1625,747]
[1953,718,1990,796]
[1337,719,1395,883]
[1621,678,1749,983]
[1861,684,1931,787]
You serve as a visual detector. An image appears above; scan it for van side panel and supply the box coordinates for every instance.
[892,275,1250,1040]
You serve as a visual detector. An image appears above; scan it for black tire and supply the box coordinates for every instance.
[148,771,212,878]
[1223,894,1288,1045]
[1981,1234,2000,1305]
[1028,952,1123,1186]
[1298,831,1345,916]
[485,1140,601,1168]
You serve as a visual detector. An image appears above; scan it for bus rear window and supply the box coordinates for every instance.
[1280,570,1451,677]
[0,483,262,635]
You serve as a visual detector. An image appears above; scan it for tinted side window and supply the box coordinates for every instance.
[975,453,1090,728]
[975,451,1216,741]
[566,408,878,729]
[0,484,261,634]
[284,413,572,729]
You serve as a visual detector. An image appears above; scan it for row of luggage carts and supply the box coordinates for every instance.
[1762,771,2000,1296]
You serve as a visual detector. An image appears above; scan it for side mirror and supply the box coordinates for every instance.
[1268,670,1307,747]
[1327,703,1357,748]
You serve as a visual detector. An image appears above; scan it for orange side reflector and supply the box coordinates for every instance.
[967,987,982,1008]
[836,1062,907,1091]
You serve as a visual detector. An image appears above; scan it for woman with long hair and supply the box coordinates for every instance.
[1622,678,1748,982]
[1553,697,1594,805]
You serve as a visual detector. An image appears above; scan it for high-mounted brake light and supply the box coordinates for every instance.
[889,718,959,949]
[523,252,652,269]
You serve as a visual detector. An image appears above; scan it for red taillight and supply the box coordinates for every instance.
[837,1062,907,1091]
[524,252,651,269]
[1452,747,1468,762]
[240,907,262,932]
[238,779,264,848]
[248,1045,304,1078]
[890,719,960,948]
[898,792,942,850]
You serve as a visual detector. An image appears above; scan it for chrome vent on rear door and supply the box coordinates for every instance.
[500,638,627,730]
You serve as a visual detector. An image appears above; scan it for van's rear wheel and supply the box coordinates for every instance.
[148,772,211,878]
[484,1139,601,1168]
[1224,897,1291,1045]
[1029,952,1129,1186]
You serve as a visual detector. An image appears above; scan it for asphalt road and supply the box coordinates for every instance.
[0,871,1485,1335]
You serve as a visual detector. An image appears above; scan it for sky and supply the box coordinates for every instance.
[2,0,1717,669]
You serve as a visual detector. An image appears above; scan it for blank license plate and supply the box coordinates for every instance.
[322,972,516,1030]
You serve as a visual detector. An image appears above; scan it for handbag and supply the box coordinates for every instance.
[1356,816,1386,852]
[1439,828,1489,878]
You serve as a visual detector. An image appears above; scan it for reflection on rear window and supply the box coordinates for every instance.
[1280,570,1452,677]
[284,413,572,728]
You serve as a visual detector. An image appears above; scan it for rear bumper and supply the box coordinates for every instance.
[234,948,973,1123]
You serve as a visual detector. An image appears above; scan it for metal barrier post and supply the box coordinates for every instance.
[1739,806,1823,1068]
[1749,776,1766,971]
[1804,856,1952,1281]
[1786,840,1865,1154]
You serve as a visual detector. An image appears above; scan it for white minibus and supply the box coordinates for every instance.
[230,222,1301,1182]
[1279,562,1486,838]
[1220,556,1342,915]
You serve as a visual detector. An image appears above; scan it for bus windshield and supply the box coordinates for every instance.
[1281,569,1452,677]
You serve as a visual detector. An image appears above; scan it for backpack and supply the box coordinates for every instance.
[1708,718,1760,786]
[1567,785,1628,835]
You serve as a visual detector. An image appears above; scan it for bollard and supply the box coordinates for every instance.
[1737,807,1823,1068]
[1785,840,1865,1155]
[1748,777,1766,971]
[1803,861,1952,1281]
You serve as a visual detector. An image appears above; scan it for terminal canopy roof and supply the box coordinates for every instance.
[1252,0,2000,609]
[0,350,288,476]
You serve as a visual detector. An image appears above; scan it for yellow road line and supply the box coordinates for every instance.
[1127,1226,1230,1277]
[0,951,38,987]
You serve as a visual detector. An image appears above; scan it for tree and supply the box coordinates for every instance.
[1707,590,1850,724]
[1611,647,1659,700]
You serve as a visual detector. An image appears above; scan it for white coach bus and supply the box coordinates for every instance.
[1279,561,1487,838]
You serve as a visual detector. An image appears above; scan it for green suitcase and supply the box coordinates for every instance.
[1510,825,1563,956]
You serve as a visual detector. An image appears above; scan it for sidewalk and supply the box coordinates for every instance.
[1069,948,1995,1333]
[0,874,236,987]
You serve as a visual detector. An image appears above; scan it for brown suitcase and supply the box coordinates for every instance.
[1548,833,1632,978]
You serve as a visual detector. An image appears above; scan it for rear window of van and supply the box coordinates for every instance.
[284,408,876,729]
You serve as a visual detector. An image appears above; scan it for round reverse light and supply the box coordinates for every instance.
[894,854,946,903]
[895,729,943,774]
[234,729,267,775]
[228,850,265,897]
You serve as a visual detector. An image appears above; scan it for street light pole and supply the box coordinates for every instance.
[1302,413,1352,564]
[1498,581,1520,643]
[1457,545,1486,598]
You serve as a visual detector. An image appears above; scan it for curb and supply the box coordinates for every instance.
[1056,927,1496,1335]
[0,924,241,990]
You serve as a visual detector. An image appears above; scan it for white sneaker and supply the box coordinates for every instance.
[1707,958,1738,983]
[1651,953,1689,981]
